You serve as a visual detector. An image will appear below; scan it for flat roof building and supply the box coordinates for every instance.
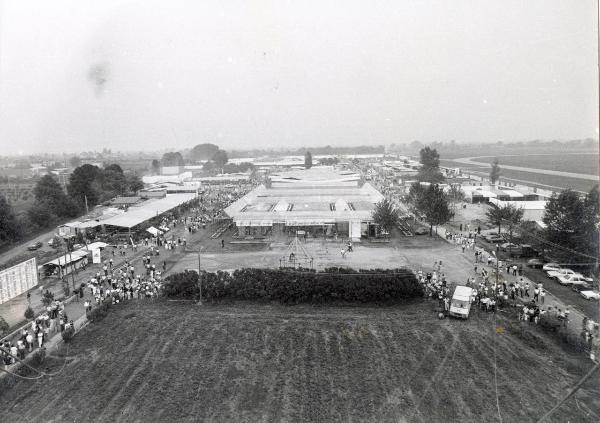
[224,167,384,241]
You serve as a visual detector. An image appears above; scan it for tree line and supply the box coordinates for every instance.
[0,163,143,245]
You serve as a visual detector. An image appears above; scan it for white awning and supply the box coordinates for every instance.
[44,250,88,267]
[146,226,162,236]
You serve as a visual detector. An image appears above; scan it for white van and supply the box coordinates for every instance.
[449,285,475,319]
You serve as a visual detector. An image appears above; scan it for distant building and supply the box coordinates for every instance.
[225,167,385,241]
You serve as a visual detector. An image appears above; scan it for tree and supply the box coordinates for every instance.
[408,183,453,235]
[0,194,23,244]
[417,147,444,183]
[151,159,161,174]
[24,306,34,320]
[213,149,228,168]
[69,156,81,168]
[161,152,185,167]
[420,185,454,235]
[190,143,219,161]
[126,173,144,193]
[67,164,101,207]
[447,184,466,213]
[104,163,123,174]
[305,151,313,169]
[0,316,9,337]
[41,290,55,306]
[580,185,600,265]
[543,189,584,252]
[27,201,57,228]
[486,205,505,234]
[490,158,501,185]
[543,187,599,265]
[33,175,77,218]
[372,198,400,232]
[503,204,525,254]
[202,161,216,172]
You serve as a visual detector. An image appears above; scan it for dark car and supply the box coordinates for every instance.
[526,258,544,269]
[414,227,429,235]
[27,241,43,251]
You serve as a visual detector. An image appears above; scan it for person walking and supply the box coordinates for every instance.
[26,332,33,352]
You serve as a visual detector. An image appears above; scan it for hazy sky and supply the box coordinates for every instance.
[0,0,598,154]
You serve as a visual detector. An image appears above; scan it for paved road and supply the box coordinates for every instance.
[452,156,599,181]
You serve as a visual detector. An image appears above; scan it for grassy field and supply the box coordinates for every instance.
[469,154,599,176]
[1,300,598,422]
[440,160,597,192]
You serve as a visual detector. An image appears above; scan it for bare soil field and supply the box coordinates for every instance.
[1,301,599,423]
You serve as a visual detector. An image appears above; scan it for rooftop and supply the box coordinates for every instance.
[225,168,384,226]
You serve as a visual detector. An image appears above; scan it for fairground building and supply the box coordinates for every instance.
[224,167,385,242]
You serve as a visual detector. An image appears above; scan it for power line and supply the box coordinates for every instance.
[535,361,600,423]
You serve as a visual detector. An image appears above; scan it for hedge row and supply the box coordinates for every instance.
[86,300,113,323]
[163,267,422,304]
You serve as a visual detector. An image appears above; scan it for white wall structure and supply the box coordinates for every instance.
[0,258,38,304]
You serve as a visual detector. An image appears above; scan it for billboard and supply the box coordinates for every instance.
[0,258,39,304]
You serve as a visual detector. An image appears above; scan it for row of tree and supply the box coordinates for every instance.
[150,143,230,175]
[0,163,144,243]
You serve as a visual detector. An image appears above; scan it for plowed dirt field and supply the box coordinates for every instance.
[1,300,598,422]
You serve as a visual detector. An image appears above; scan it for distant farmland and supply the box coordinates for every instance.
[471,153,599,176]
[441,152,599,192]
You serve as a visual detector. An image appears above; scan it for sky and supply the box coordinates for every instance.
[0,0,598,155]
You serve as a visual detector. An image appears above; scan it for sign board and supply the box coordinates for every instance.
[92,248,101,264]
[0,258,38,304]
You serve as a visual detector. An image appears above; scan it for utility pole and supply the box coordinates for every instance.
[84,195,89,215]
[197,246,203,305]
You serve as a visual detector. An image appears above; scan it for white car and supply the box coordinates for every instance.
[542,263,561,273]
[580,290,600,301]
[546,268,575,279]
[556,274,592,287]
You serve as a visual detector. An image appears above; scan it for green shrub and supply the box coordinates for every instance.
[61,326,75,343]
[163,270,199,298]
[87,300,112,323]
[41,290,55,306]
[0,316,9,336]
[24,306,35,320]
[30,348,46,366]
[164,267,422,304]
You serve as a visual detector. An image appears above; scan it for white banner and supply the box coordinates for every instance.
[92,248,102,264]
[0,258,38,304]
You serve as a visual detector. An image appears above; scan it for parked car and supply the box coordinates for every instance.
[556,274,592,287]
[72,243,84,250]
[548,268,593,282]
[580,290,600,301]
[484,234,504,243]
[500,242,519,252]
[542,263,561,272]
[27,241,43,251]
[526,258,544,269]
[414,227,429,235]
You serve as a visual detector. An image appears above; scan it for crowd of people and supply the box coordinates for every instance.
[1,300,72,365]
